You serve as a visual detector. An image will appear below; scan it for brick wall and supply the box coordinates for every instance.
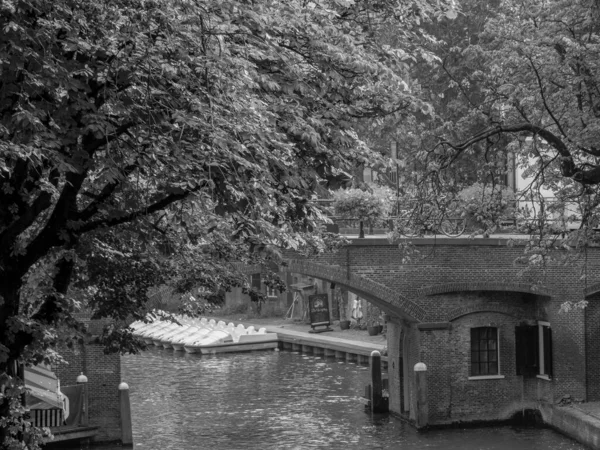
[53,342,122,443]
[284,238,600,424]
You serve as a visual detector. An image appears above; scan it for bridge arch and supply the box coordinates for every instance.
[417,281,552,298]
[281,259,426,322]
[447,304,531,322]
[585,282,600,297]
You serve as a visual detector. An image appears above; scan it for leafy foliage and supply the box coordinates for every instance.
[332,187,394,226]
[0,0,456,446]
[421,0,600,221]
[457,182,515,235]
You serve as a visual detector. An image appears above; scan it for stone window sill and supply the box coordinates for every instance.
[468,375,505,381]
[536,374,552,381]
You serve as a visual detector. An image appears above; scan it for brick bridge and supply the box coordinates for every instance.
[274,236,600,426]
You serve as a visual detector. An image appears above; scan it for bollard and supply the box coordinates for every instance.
[76,372,89,426]
[119,382,133,446]
[414,362,428,429]
[370,350,388,413]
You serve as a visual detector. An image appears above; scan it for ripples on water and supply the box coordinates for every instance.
[118,348,586,450]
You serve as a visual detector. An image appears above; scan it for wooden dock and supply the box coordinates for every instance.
[265,325,388,368]
[43,425,98,445]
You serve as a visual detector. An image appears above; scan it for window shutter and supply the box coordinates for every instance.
[515,325,537,376]
[515,326,525,376]
[543,326,553,378]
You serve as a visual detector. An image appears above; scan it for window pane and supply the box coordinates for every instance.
[471,327,499,377]
[489,363,498,375]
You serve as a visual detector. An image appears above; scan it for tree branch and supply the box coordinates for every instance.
[77,164,138,222]
[77,187,200,234]
[438,122,600,185]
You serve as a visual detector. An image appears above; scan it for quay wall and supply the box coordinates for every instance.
[52,316,123,444]
[53,342,122,443]
[541,403,600,450]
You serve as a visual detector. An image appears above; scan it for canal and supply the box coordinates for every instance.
[119,347,586,450]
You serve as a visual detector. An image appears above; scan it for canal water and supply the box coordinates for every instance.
[120,347,586,450]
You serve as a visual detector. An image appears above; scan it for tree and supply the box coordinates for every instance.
[0,0,456,446]
[332,187,393,237]
[421,0,600,228]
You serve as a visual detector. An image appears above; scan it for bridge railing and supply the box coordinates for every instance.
[314,197,589,237]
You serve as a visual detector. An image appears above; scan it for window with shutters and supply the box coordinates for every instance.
[514,322,552,380]
[515,324,538,376]
[470,327,502,379]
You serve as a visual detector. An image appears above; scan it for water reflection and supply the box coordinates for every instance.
[115,348,585,450]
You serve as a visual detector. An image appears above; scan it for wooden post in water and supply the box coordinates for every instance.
[370,350,388,413]
[414,362,428,429]
[119,382,133,446]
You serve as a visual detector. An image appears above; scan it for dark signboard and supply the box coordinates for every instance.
[308,293,331,327]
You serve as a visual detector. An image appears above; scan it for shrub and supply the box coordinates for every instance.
[332,187,393,226]
[458,183,516,234]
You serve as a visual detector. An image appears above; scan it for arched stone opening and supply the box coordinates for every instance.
[282,259,425,323]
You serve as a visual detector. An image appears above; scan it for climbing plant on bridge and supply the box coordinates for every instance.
[0,0,457,447]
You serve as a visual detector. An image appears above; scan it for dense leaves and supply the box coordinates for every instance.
[333,186,393,225]
[0,0,455,446]
[420,0,600,223]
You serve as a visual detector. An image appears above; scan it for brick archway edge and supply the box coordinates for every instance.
[281,259,427,322]
[447,304,532,322]
[585,282,600,297]
[232,261,426,321]
[418,281,552,298]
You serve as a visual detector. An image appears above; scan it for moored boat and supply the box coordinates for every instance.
[131,313,279,354]
[183,326,278,354]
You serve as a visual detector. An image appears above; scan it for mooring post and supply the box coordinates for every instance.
[414,362,428,429]
[370,350,387,413]
[76,372,89,426]
[119,382,133,446]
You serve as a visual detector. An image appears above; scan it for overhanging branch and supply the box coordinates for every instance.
[436,122,600,184]
[77,164,138,222]
[77,187,200,234]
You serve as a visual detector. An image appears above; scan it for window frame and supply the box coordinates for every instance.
[266,285,278,299]
[249,273,261,290]
[469,326,505,380]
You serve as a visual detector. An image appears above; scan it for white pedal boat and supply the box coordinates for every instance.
[183,326,278,354]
